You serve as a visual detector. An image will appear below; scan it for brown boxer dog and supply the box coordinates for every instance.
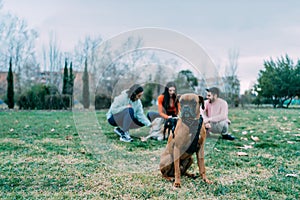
[159,93,212,187]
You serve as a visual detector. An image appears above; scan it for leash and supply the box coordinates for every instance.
[182,115,203,154]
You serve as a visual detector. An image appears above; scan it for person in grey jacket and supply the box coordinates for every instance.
[106,84,151,142]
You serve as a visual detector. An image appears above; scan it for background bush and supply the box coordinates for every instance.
[95,94,111,110]
[17,84,70,110]
[45,94,71,110]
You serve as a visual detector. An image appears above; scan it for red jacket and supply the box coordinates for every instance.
[157,94,180,119]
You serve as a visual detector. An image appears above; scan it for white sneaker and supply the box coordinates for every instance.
[123,131,133,142]
[120,135,133,142]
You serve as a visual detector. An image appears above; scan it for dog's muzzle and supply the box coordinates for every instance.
[181,105,196,118]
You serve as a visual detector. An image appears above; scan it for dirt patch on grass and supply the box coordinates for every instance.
[217,167,273,185]
[0,138,26,145]
[37,138,72,145]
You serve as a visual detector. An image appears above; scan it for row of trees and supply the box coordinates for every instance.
[5,56,92,110]
[255,55,300,108]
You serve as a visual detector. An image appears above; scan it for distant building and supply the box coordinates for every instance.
[0,72,16,97]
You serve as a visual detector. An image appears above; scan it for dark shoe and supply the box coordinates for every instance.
[114,127,124,137]
[222,134,235,140]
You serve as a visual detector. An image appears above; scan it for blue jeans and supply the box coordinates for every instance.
[108,107,145,132]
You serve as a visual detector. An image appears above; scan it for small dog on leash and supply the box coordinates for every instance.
[163,117,178,140]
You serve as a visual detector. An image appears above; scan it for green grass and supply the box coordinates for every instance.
[0,108,299,199]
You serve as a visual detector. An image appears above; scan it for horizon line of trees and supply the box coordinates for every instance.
[4,52,300,110]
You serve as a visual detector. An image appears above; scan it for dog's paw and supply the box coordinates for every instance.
[173,182,181,188]
[162,176,174,182]
[184,172,196,179]
[203,178,213,184]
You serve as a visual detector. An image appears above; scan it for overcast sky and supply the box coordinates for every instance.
[2,0,300,93]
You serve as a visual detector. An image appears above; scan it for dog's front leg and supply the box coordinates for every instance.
[173,146,181,187]
[196,142,212,184]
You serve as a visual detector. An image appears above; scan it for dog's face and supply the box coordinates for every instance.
[179,93,204,119]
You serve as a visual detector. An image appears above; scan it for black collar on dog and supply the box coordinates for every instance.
[183,115,203,154]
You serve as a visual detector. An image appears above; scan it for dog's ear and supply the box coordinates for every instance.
[198,95,205,109]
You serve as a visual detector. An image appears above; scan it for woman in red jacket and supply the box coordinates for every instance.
[147,82,180,121]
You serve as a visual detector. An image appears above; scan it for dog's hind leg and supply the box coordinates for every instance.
[180,157,196,178]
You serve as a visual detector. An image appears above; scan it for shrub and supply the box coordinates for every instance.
[17,84,61,110]
[95,94,111,110]
[45,95,71,110]
[141,83,155,107]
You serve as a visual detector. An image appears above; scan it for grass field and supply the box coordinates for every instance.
[0,108,299,199]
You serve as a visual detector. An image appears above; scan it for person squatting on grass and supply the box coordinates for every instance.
[106,84,152,142]
[146,82,180,138]
[201,87,235,140]
[147,81,180,121]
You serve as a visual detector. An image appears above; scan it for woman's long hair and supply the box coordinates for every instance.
[162,82,179,113]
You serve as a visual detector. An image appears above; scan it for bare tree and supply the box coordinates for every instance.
[42,32,63,87]
[96,36,146,97]
[223,49,240,107]
[0,12,38,94]
[73,35,103,102]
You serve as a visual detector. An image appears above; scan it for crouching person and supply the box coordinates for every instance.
[106,84,152,142]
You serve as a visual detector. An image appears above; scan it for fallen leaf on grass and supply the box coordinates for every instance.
[80,149,86,154]
[251,135,260,142]
[150,157,156,161]
[24,125,30,129]
[285,174,298,178]
[237,145,253,150]
[66,135,73,140]
[242,131,248,135]
[65,125,71,129]
[214,148,221,152]
[237,152,248,156]
[9,128,14,132]
[240,137,248,141]
[287,141,295,144]
[283,116,288,121]
[256,163,262,167]
[294,134,300,137]
[51,128,55,132]
[55,120,59,124]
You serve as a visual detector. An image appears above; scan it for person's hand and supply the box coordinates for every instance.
[205,123,211,129]
[127,104,132,107]
[167,116,172,119]
[204,118,210,124]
